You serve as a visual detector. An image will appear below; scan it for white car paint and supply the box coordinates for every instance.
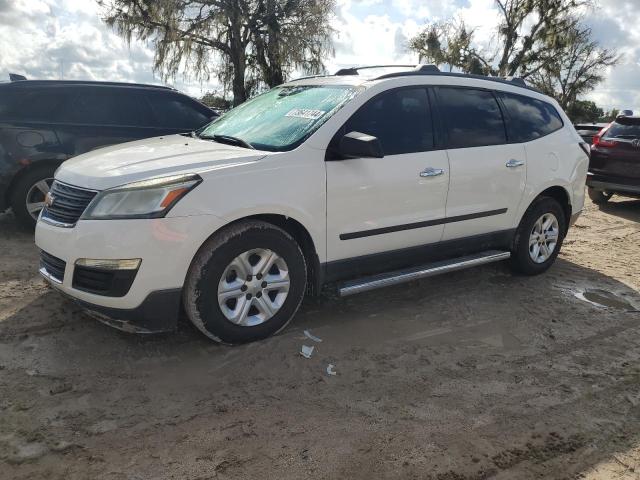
[36,70,588,315]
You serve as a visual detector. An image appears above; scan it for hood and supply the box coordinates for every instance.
[56,134,268,190]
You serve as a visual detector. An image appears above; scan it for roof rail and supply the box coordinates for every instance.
[334,64,440,76]
[294,64,537,92]
[374,68,538,92]
[4,79,175,90]
[288,73,332,82]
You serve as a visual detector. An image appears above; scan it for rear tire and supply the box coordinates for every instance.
[10,164,57,229]
[588,187,613,205]
[184,221,307,344]
[510,196,566,276]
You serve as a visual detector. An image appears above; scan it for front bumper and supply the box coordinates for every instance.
[35,214,224,332]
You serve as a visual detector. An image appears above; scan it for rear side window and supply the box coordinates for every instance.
[342,87,433,155]
[605,120,640,139]
[437,87,506,148]
[63,88,154,126]
[499,92,563,142]
[0,87,73,122]
[147,92,211,130]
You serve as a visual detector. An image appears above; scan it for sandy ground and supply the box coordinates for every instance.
[1,197,640,480]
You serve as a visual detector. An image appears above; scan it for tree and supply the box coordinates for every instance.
[566,100,604,123]
[492,0,592,78]
[408,20,491,75]
[528,24,619,110]
[599,108,619,122]
[200,91,232,110]
[99,0,335,106]
[408,1,618,116]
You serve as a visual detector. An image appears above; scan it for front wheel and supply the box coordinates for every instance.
[510,197,566,275]
[184,221,307,344]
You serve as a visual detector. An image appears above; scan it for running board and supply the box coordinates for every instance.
[338,250,511,297]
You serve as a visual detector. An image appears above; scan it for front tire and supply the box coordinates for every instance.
[184,221,307,344]
[510,196,566,275]
[588,187,613,205]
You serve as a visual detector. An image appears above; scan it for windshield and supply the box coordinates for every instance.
[198,85,359,151]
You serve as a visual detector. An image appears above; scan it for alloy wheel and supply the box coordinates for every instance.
[529,213,560,264]
[25,178,54,220]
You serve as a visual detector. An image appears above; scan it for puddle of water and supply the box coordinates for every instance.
[575,289,635,311]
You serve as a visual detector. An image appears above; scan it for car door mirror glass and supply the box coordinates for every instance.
[339,131,384,159]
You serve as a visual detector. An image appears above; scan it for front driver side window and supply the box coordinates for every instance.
[341,88,434,156]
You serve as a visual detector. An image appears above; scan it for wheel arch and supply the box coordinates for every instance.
[243,214,322,296]
[194,213,323,296]
[5,159,61,209]
[529,185,572,234]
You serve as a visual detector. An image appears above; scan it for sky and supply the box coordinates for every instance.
[1,0,639,112]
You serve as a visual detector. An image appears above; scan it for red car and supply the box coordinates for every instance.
[588,115,640,204]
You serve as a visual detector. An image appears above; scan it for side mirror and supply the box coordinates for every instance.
[339,131,384,159]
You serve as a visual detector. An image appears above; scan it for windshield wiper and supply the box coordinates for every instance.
[199,133,255,149]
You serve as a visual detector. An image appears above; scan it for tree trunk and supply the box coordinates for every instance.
[229,6,248,106]
[232,52,247,106]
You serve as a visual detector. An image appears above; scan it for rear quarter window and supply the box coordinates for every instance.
[499,92,563,143]
[147,92,212,130]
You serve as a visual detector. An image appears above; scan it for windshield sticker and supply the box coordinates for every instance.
[285,109,326,120]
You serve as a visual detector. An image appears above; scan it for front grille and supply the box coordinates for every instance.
[40,250,66,283]
[42,181,97,226]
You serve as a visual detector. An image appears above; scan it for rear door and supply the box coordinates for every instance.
[326,86,450,268]
[434,86,526,241]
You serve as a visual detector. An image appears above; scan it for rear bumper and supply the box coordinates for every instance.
[587,173,640,195]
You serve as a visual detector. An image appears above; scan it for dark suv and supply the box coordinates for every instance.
[588,115,640,204]
[0,79,218,227]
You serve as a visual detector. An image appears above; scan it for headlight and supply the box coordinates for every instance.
[81,174,202,220]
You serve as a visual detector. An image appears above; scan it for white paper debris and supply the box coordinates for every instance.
[326,364,337,376]
[300,345,315,359]
[285,108,326,120]
[304,330,322,343]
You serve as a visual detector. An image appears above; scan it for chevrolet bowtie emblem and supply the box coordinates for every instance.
[44,192,55,208]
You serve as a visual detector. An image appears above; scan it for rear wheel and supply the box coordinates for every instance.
[510,196,566,275]
[9,164,57,229]
[588,187,613,205]
[184,221,307,344]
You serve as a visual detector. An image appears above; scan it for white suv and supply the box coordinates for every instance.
[35,65,589,344]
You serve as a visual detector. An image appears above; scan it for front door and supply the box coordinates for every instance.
[326,87,450,274]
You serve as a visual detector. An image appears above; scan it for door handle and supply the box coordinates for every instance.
[506,159,525,168]
[420,167,445,178]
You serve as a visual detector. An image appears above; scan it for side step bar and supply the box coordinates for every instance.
[338,250,511,297]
